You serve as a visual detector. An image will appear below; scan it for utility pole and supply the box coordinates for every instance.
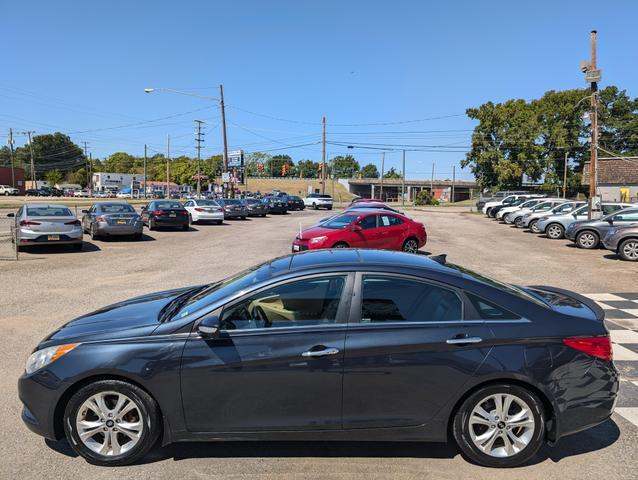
[401,150,406,206]
[143,144,148,199]
[89,153,93,192]
[430,162,435,194]
[452,165,456,203]
[588,30,598,220]
[219,84,230,198]
[194,120,205,198]
[380,152,385,200]
[321,115,326,195]
[26,131,36,188]
[83,142,90,189]
[166,134,170,198]
[8,129,15,188]
[563,151,568,199]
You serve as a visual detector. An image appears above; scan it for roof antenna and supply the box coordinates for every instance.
[429,254,447,265]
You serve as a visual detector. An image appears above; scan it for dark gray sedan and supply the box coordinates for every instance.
[81,202,143,240]
[243,198,268,217]
[566,207,638,249]
[217,198,248,219]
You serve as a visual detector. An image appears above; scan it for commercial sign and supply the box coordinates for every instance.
[228,150,244,167]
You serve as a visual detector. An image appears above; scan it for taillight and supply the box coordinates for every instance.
[152,210,166,216]
[19,220,40,226]
[194,207,205,212]
[65,219,81,226]
[563,336,613,362]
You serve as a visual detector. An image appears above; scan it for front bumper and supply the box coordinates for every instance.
[18,371,68,441]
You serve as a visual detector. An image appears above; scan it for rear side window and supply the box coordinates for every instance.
[380,215,403,226]
[357,215,378,229]
[612,210,638,222]
[466,293,520,320]
[360,276,462,323]
[602,205,623,215]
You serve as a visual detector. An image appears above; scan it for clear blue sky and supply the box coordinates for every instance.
[3,0,637,181]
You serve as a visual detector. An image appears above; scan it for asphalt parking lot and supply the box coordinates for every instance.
[1,206,637,479]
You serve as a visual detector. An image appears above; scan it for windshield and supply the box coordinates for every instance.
[448,263,548,307]
[520,200,540,208]
[321,214,358,229]
[101,203,135,213]
[26,206,73,217]
[154,202,183,209]
[223,199,241,205]
[551,202,577,214]
[532,202,552,211]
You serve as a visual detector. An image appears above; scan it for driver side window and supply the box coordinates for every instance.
[219,276,347,331]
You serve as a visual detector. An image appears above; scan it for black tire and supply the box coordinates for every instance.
[453,383,545,468]
[90,224,99,241]
[402,237,419,253]
[618,238,638,262]
[529,219,540,234]
[182,223,189,231]
[485,208,493,217]
[545,223,564,240]
[332,242,349,248]
[132,233,142,241]
[63,379,161,466]
[148,219,156,231]
[576,230,599,249]
[216,220,223,225]
[512,216,523,226]
[188,214,194,225]
[313,203,318,210]
[327,206,332,211]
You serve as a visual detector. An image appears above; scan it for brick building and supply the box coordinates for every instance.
[0,167,26,194]
[582,157,638,203]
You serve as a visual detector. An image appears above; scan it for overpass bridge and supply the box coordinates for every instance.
[347,178,478,203]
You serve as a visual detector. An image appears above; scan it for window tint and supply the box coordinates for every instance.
[101,203,135,213]
[360,276,462,323]
[466,293,520,320]
[553,203,574,213]
[380,214,403,226]
[220,276,346,330]
[322,214,357,229]
[155,201,182,209]
[602,204,623,215]
[357,215,377,229]
[26,206,73,217]
[612,210,638,222]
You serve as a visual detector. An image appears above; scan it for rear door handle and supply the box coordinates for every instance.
[301,347,340,358]
[446,336,482,345]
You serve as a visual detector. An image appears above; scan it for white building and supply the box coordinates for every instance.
[92,172,144,193]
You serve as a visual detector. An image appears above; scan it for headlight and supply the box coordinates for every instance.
[523,213,531,219]
[539,216,549,221]
[310,236,327,244]
[25,343,79,375]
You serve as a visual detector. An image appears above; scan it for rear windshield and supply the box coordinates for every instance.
[26,206,73,217]
[195,200,219,206]
[319,195,332,199]
[322,214,358,229]
[154,202,183,209]
[101,204,135,213]
[244,199,260,204]
[288,196,301,200]
[223,199,242,205]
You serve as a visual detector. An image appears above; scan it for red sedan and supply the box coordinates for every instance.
[292,210,426,253]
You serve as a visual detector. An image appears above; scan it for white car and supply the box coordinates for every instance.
[9,204,83,251]
[496,198,545,220]
[482,194,530,217]
[0,185,19,196]
[303,194,333,210]
[73,190,90,198]
[116,191,132,198]
[183,199,224,224]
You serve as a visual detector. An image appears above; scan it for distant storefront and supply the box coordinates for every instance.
[0,167,25,194]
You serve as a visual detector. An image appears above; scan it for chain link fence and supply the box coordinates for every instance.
[0,217,18,260]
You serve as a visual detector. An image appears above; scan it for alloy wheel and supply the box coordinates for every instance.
[75,391,143,457]
[468,393,535,458]
[620,240,638,261]
[530,221,540,233]
[403,239,419,253]
[547,224,563,239]
[577,232,597,248]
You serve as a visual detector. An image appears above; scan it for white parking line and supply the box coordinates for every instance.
[613,344,638,361]
[616,408,638,428]
[610,330,638,344]
[583,293,626,302]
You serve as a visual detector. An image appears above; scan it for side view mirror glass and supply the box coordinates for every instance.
[351,225,363,232]
[607,218,614,224]
[7,213,15,218]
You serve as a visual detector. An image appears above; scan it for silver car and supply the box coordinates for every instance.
[499,198,545,222]
[520,201,586,236]
[81,202,143,240]
[515,199,569,232]
[536,202,634,240]
[8,204,83,251]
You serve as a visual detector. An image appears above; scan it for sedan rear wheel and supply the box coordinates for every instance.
[402,238,419,254]
[619,239,638,261]
[546,223,564,240]
[64,380,160,466]
[576,230,599,249]
[453,384,544,468]
[90,224,99,240]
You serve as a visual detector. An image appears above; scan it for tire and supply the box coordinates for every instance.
[188,214,194,225]
[545,223,564,240]
[485,208,493,217]
[148,219,156,231]
[313,203,318,210]
[576,230,599,249]
[216,220,223,225]
[327,206,332,211]
[453,383,545,468]
[132,233,142,241]
[618,238,638,261]
[402,238,419,253]
[529,220,540,234]
[90,224,99,241]
[182,223,189,231]
[63,379,161,466]
[512,216,522,226]
[332,242,349,248]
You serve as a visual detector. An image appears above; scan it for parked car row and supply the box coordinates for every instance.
[7,193,333,251]
[483,193,638,262]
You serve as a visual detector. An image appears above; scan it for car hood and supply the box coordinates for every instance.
[298,225,341,240]
[38,286,192,348]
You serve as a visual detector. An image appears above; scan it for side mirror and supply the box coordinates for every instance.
[7,213,15,218]
[197,313,220,338]
[607,218,614,224]
[81,209,89,213]
[350,225,363,232]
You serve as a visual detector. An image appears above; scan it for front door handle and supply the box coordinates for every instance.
[301,347,340,358]
[446,336,482,345]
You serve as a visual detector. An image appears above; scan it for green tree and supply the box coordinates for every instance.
[383,167,401,179]
[266,154,294,177]
[245,152,272,177]
[414,189,438,206]
[330,155,359,178]
[102,152,138,173]
[45,169,63,187]
[297,159,319,178]
[360,163,379,178]
[67,167,88,188]
[14,133,85,180]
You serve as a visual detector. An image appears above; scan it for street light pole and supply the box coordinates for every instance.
[220,84,230,198]
[194,120,205,198]
[401,149,405,206]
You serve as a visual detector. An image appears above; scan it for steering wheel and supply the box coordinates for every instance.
[252,305,271,328]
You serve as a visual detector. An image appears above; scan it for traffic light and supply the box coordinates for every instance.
[257,163,264,173]
[281,164,289,176]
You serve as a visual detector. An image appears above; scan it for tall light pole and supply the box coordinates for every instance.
[194,120,205,198]
[220,84,230,198]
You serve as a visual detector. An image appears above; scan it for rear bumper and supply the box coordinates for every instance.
[151,217,188,226]
[224,211,246,218]
[192,212,224,222]
[96,224,143,236]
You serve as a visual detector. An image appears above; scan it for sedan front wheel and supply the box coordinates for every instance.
[63,380,160,466]
[576,230,599,249]
[545,223,564,240]
[402,238,419,254]
[453,384,544,468]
